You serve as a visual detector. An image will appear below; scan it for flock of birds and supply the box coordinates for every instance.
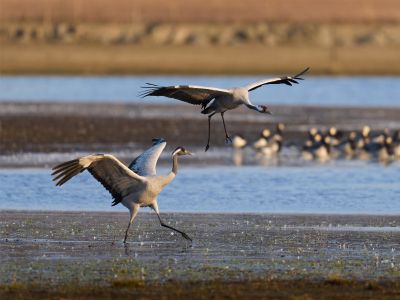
[231,123,400,164]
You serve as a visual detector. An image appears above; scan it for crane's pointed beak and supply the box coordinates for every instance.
[264,109,272,115]
[259,105,272,115]
[186,151,194,156]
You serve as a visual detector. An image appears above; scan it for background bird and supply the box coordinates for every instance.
[253,128,272,150]
[141,68,309,151]
[231,134,247,149]
[393,130,400,159]
[258,135,282,158]
[52,138,193,243]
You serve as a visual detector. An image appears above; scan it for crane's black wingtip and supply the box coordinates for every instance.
[139,83,163,98]
[139,88,159,98]
[294,67,310,79]
[138,92,150,98]
[301,67,310,75]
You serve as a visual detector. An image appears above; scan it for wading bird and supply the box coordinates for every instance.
[52,138,193,243]
[141,68,309,151]
[231,134,247,149]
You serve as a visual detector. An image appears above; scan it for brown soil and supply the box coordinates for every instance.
[1,103,400,154]
[2,279,400,300]
[1,0,399,23]
[1,44,400,75]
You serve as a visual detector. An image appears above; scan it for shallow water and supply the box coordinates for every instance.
[1,75,400,107]
[1,211,400,286]
[1,164,399,214]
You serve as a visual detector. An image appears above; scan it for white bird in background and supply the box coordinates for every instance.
[253,129,272,150]
[141,68,309,151]
[52,138,193,243]
[231,134,247,166]
[231,134,247,149]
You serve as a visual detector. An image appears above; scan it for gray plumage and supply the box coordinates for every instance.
[129,138,166,176]
[52,139,193,243]
[141,68,309,151]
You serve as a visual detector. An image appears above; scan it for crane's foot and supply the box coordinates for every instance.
[181,232,193,242]
[123,233,128,244]
[205,144,210,152]
[225,136,233,145]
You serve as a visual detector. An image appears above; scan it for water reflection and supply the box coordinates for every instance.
[232,149,244,166]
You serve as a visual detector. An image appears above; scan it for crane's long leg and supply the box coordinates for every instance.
[221,112,232,144]
[124,204,140,243]
[205,112,216,152]
[151,203,192,241]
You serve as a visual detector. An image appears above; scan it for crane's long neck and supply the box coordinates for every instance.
[159,154,178,188]
[245,103,262,113]
[172,154,179,175]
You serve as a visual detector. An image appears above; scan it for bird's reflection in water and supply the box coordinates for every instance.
[231,135,248,166]
[232,149,244,166]
[255,153,280,167]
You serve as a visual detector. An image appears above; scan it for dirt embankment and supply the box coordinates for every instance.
[1,0,400,74]
[1,0,399,23]
[0,21,400,75]
[2,22,400,49]
[1,102,400,154]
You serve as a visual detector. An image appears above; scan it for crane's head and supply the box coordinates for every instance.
[277,122,286,132]
[172,146,193,156]
[258,105,272,114]
[362,125,371,138]
[261,128,271,138]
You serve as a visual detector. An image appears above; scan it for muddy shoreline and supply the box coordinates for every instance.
[1,210,400,299]
[1,102,400,154]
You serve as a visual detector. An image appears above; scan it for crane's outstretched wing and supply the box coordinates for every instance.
[140,84,231,105]
[246,68,309,92]
[52,154,145,206]
[129,138,166,176]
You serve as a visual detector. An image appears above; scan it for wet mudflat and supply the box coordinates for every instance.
[1,211,400,299]
[1,102,400,156]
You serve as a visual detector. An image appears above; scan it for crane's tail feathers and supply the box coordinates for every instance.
[201,106,214,115]
[52,159,85,186]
